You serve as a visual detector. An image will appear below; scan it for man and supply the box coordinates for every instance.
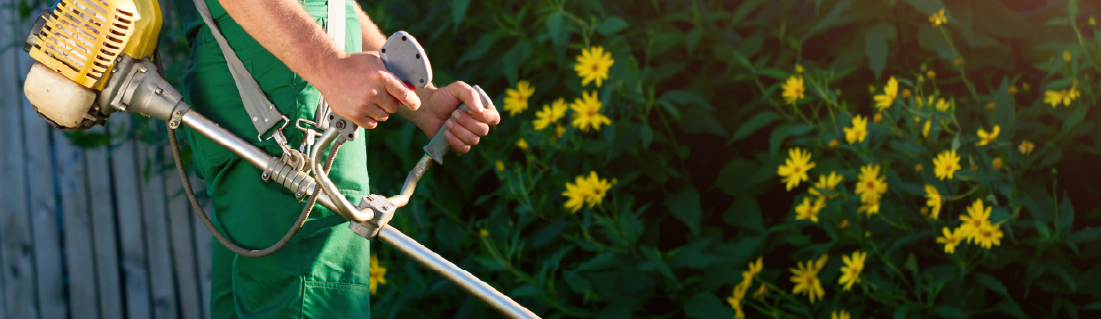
[171,0,501,317]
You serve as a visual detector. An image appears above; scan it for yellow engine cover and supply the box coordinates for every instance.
[26,0,161,89]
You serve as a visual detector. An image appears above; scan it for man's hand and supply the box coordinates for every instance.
[402,82,501,154]
[315,51,420,129]
[220,0,419,130]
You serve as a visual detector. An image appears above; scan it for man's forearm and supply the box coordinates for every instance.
[353,2,387,51]
[219,0,344,91]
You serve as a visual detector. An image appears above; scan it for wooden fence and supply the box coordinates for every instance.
[1,1,215,319]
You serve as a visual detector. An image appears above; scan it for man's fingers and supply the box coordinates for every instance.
[362,104,389,123]
[444,130,471,154]
[354,116,378,130]
[452,110,491,137]
[372,89,400,114]
[463,103,500,126]
[445,119,481,146]
[382,72,421,111]
[445,81,485,113]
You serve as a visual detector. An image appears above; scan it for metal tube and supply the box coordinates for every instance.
[386,155,433,208]
[309,128,372,222]
[181,112,271,169]
[378,226,541,319]
[179,110,539,318]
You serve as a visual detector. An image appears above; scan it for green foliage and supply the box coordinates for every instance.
[58,0,1101,317]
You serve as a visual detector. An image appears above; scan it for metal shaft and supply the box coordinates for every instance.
[178,107,539,319]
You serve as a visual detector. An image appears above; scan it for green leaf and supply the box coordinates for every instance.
[597,16,629,36]
[804,0,855,39]
[545,11,565,47]
[769,124,816,157]
[1045,262,1077,291]
[934,306,964,319]
[864,24,898,80]
[1063,105,1088,133]
[902,0,947,15]
[686,27,705,56]
[510,285,544,298]
[451,0,472,26]
[951,134,960,151]
[501,40,533,84]
[1070,228,1101,244]
[684,293,735,319]
[993,77,1015,132]
[976,272,1010,297]
[722,196,765,234]
[730,0,767,25]
[1084,299,1101,310]
[998,299,1028,319]
[1069,0,1079,21]
[576,252,621,271]
[667,186,702,236]
[894,305,909,319]
[639,122,654,149]
[457,33,500,66]
[1058,193,1074,232]
[728,111,781,145]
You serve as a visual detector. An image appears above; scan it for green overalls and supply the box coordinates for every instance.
[171,0,372,317]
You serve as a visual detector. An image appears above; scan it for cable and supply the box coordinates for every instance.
[158,47,337,258]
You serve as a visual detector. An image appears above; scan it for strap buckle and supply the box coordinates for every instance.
[257,115,290,142]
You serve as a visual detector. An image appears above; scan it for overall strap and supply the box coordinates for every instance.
[191,0,285,140]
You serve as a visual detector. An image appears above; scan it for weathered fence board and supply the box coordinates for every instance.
[165,146,202,319]
[112,117,154,319]
[139,133,180,319]
[0,3,38,319]
[191,172,214,319]
[84,126,125,319]
[52,128,100,319]
[19,34,68,319]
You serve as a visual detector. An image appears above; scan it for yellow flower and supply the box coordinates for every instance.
[777,148,816,191]
[752,284,768,299]
[795,64,804,73]
[902,88,912,98]
[1023,82,1031,92]
[555,124,567,139]
[1019,140,1035,156]
[992,157,1003,170]
[924,184,942,220]
[960,199,992,244]
[503,80,535,116]
[975,223,1004,249]
[840,220,850,229]
[1070,82,1081,100]
[744,257,764,282]
[873,113,883,124]
[985,102,996,110]
[369,254,387,295]
[929,8,948,26]
[782,76,805,105]
[936,227,963,254]
[873,76,899,111]
[934,97,950,112]
[809,171,843,200]
[570,91,612,132]
[516,138,528,150]
[789,257,826,303]
[927,70,936,79]
[844,115,868,144]
[1063,50,1072,62]
[1009,85,1018,95]
[727,283,749,319]
[829,139,838,148]
[533,98,568,130]
[858,195,881,217]
[1091,16,1097,25]
[923,119,932,137]
[574,46,614,87]
[855,164,888,201]
[933,150,961,180]
[562,175,592,213]
[794,196,826,223]
[584,171,612,208]
[976,125,1000,146]
[1044,89,1070,107]
[868,85,876,94]
[838,251,865,292]
[954,57,965,67]
[832,309,852,319]
[480,229,489,237]
[915,163,923,172]
[495,160,505,171]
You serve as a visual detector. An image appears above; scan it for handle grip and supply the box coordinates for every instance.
[423,85,492,164]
